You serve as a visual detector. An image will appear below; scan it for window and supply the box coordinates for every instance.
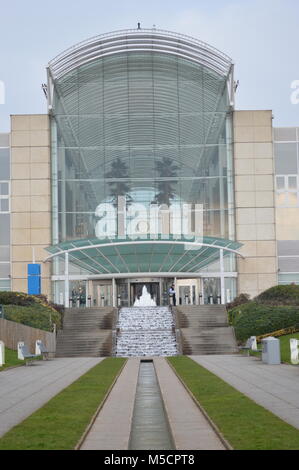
[276,175,299,207]
[274,143,297,174]
[0,214,10,244]
[0,181,9,212]
[0,149,10,180]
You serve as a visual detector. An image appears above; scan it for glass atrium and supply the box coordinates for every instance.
[46,29,241,306]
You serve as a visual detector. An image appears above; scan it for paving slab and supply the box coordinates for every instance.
[191,354,299,430]
[0,357,103,438]
[80,358,139,450]
[154,357,226,450]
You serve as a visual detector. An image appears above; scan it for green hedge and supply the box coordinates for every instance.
[3,305,61,332]
[230,302,299,342]
[0,291,62,331]
[254,285,299,306]
[0,291,38,306]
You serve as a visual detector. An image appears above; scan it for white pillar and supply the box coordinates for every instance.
[290,339,299,365]
[64,252,69,308]
[0,340,5,366]
[112,278,116,308]
[220,249,225,305]
[174,277,178,306]
[35,340,42,355]
[17,342,25,360]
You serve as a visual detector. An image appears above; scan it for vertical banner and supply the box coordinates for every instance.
[27,264,41,295]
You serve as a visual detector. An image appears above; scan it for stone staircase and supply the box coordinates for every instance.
[116,307,178,357]
[55,307,117,357]
[174,305,238,355]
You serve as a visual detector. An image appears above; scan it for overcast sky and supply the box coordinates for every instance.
[0,0,299,131]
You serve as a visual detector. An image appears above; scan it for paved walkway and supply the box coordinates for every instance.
[80,358,139,450]
[0,357,103,438]
[191,355,299,430]
[154,358,225,450]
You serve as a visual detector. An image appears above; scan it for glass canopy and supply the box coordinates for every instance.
[46,236,242,275]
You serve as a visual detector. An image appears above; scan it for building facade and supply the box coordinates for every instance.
[0,28,297,306]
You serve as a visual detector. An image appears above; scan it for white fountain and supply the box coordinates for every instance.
[134,285,156,307]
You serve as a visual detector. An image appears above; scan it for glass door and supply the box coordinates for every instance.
[70,280,86,307]
[176,280,198,305]
[203,278,221,304]
[93,282,112,307]
[117,282,129,307]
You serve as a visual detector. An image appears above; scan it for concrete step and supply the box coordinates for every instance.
[174,306,237,356]
[56,308,115,357]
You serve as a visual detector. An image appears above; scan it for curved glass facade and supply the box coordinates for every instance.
[51,50,234,244]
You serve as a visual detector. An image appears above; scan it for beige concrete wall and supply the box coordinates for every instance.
[10,115,51,298]
[0,318,56,353]
[233,110,277,298]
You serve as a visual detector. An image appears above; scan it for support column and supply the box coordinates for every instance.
[64,252,69,308]
[112,278,116,308]
[220,249,225,305]
[174,277,178,307]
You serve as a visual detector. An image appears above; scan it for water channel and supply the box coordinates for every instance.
[129,360,174,450]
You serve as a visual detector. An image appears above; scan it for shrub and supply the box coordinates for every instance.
[254,285,299,306]
[0,291,63,331]
[0,291,36,306]
[226,293,250,312]
[4,304,61,332]
[230,302,299,342]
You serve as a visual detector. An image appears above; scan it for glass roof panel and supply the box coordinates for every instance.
[46,236,242,275]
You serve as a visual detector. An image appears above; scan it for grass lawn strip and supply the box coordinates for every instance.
[168,356,299,450]
[0,357,126,450]
[0,347,24,371]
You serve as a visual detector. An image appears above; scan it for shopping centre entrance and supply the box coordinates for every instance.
[87,277,227,307]
[46,237,243,307]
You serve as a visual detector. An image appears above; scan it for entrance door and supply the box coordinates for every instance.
[203,278,221,304]
[70,280,86,307]
[176,279,199,305]
[93,282,112,307]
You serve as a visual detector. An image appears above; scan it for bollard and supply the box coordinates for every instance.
[249,336,258,351]
[35,339,42,355]
[17,342,25,360]
[0,340,5,366]
[290,338,299,365]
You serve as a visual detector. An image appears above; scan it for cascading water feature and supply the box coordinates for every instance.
[134,285,156,307]
[116,298,178,357]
